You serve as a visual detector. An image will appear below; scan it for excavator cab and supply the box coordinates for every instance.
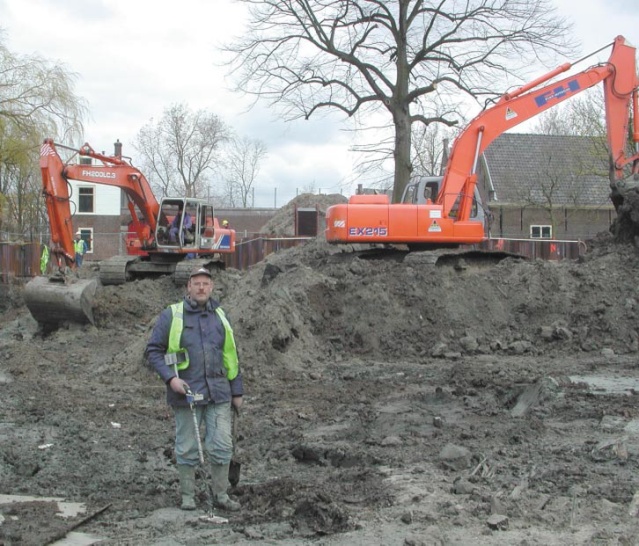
[401,176,484,223]
[156,199,198,248]
[155,197,235,253]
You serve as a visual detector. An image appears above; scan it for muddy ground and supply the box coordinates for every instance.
[2,230,639,545]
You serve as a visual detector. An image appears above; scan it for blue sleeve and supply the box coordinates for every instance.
[146,308,176,383]
[230,372,244,397]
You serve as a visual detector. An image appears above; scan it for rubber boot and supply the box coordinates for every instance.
[210,463,240,511]
[177,464,196,510]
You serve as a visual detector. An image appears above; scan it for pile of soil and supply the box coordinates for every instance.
[2,212,639,544]
[260,192,347,236]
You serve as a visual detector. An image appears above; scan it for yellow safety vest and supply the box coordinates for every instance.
[40,245,50,274]
[166,302,239,379]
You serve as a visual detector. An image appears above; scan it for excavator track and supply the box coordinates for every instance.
[173,257,223,285]
[335,245,525,268]
[99,255,140,285]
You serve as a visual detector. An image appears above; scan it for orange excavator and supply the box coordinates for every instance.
[25,139,235,325]
[326,35,639,248]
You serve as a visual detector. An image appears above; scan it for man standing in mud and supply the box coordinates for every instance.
[146,267,244,512]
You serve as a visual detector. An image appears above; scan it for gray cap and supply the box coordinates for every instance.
[189,267,211,279]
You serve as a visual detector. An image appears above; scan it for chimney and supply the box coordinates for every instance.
[114,139,122,158]
[440,138,450,176]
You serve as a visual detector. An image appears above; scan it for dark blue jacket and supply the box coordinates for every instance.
[146,296,244,407]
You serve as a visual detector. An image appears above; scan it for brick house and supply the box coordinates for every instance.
[477,133,615,240]
[67,179,122,261]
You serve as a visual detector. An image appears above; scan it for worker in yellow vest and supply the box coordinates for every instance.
[146,267,244,512]
[74,233,88,267]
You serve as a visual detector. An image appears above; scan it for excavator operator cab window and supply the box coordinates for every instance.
[183,202,197,246]
[157,199,197,247]
[401,179,441,205]
[402,184,417,204]
[424,181,439,203]
[200,206,215,242]
[157,201,177,245]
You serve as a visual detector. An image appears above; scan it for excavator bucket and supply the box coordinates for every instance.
[24,276,97,326]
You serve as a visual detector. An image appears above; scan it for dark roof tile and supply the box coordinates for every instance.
[482,133,610,206]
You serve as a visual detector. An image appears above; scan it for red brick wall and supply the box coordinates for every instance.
[490,205,615,240]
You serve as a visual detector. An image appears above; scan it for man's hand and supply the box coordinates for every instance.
[169,377,188,395]
[232,396,243,410]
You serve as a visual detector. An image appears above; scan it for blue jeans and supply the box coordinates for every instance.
[174,403,233,466]
[75,253,83,267]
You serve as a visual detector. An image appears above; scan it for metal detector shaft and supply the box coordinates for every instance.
[164,355,205,465]
[185,386,205,465]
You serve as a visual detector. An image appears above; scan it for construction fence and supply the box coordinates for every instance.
[0,242,42,283]
[1,237,587,284]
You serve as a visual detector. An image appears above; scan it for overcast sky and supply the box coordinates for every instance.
[0,0,638,207]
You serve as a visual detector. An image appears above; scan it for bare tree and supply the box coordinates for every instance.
[0,33,85,142]
[134,103,229,199]
[532,87,610,184]
[0,126,40,239]
[225,0,574,202]
[222,136,267,207]
[0,32,86,240]
[411,123,456,178]
[302,180,317,194]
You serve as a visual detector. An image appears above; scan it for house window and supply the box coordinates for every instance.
[402,184,417,204]
[78,187,94,213]
[530,225,552,238]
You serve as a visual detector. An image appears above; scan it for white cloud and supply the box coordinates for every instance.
[553,0,639,58]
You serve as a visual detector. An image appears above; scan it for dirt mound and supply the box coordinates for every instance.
[611,182,639,245]
[223,235,639,375]
[260,193,347,236]
[3,220,639,544]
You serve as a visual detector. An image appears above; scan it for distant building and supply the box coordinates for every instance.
[477,133,614,240]
[67,179,122,260]
[212,208,278,238]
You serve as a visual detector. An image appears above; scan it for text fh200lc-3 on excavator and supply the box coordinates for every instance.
[325,35,639,248]
[24,139,235,326]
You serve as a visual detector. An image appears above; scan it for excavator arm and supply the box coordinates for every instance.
[39,140,77,268]
[441,35,639,221]
[40,138,160,267]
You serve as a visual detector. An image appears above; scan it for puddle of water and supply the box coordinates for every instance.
[568,375,639,395]
[625,420,639,434]
[0,494,86,518]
